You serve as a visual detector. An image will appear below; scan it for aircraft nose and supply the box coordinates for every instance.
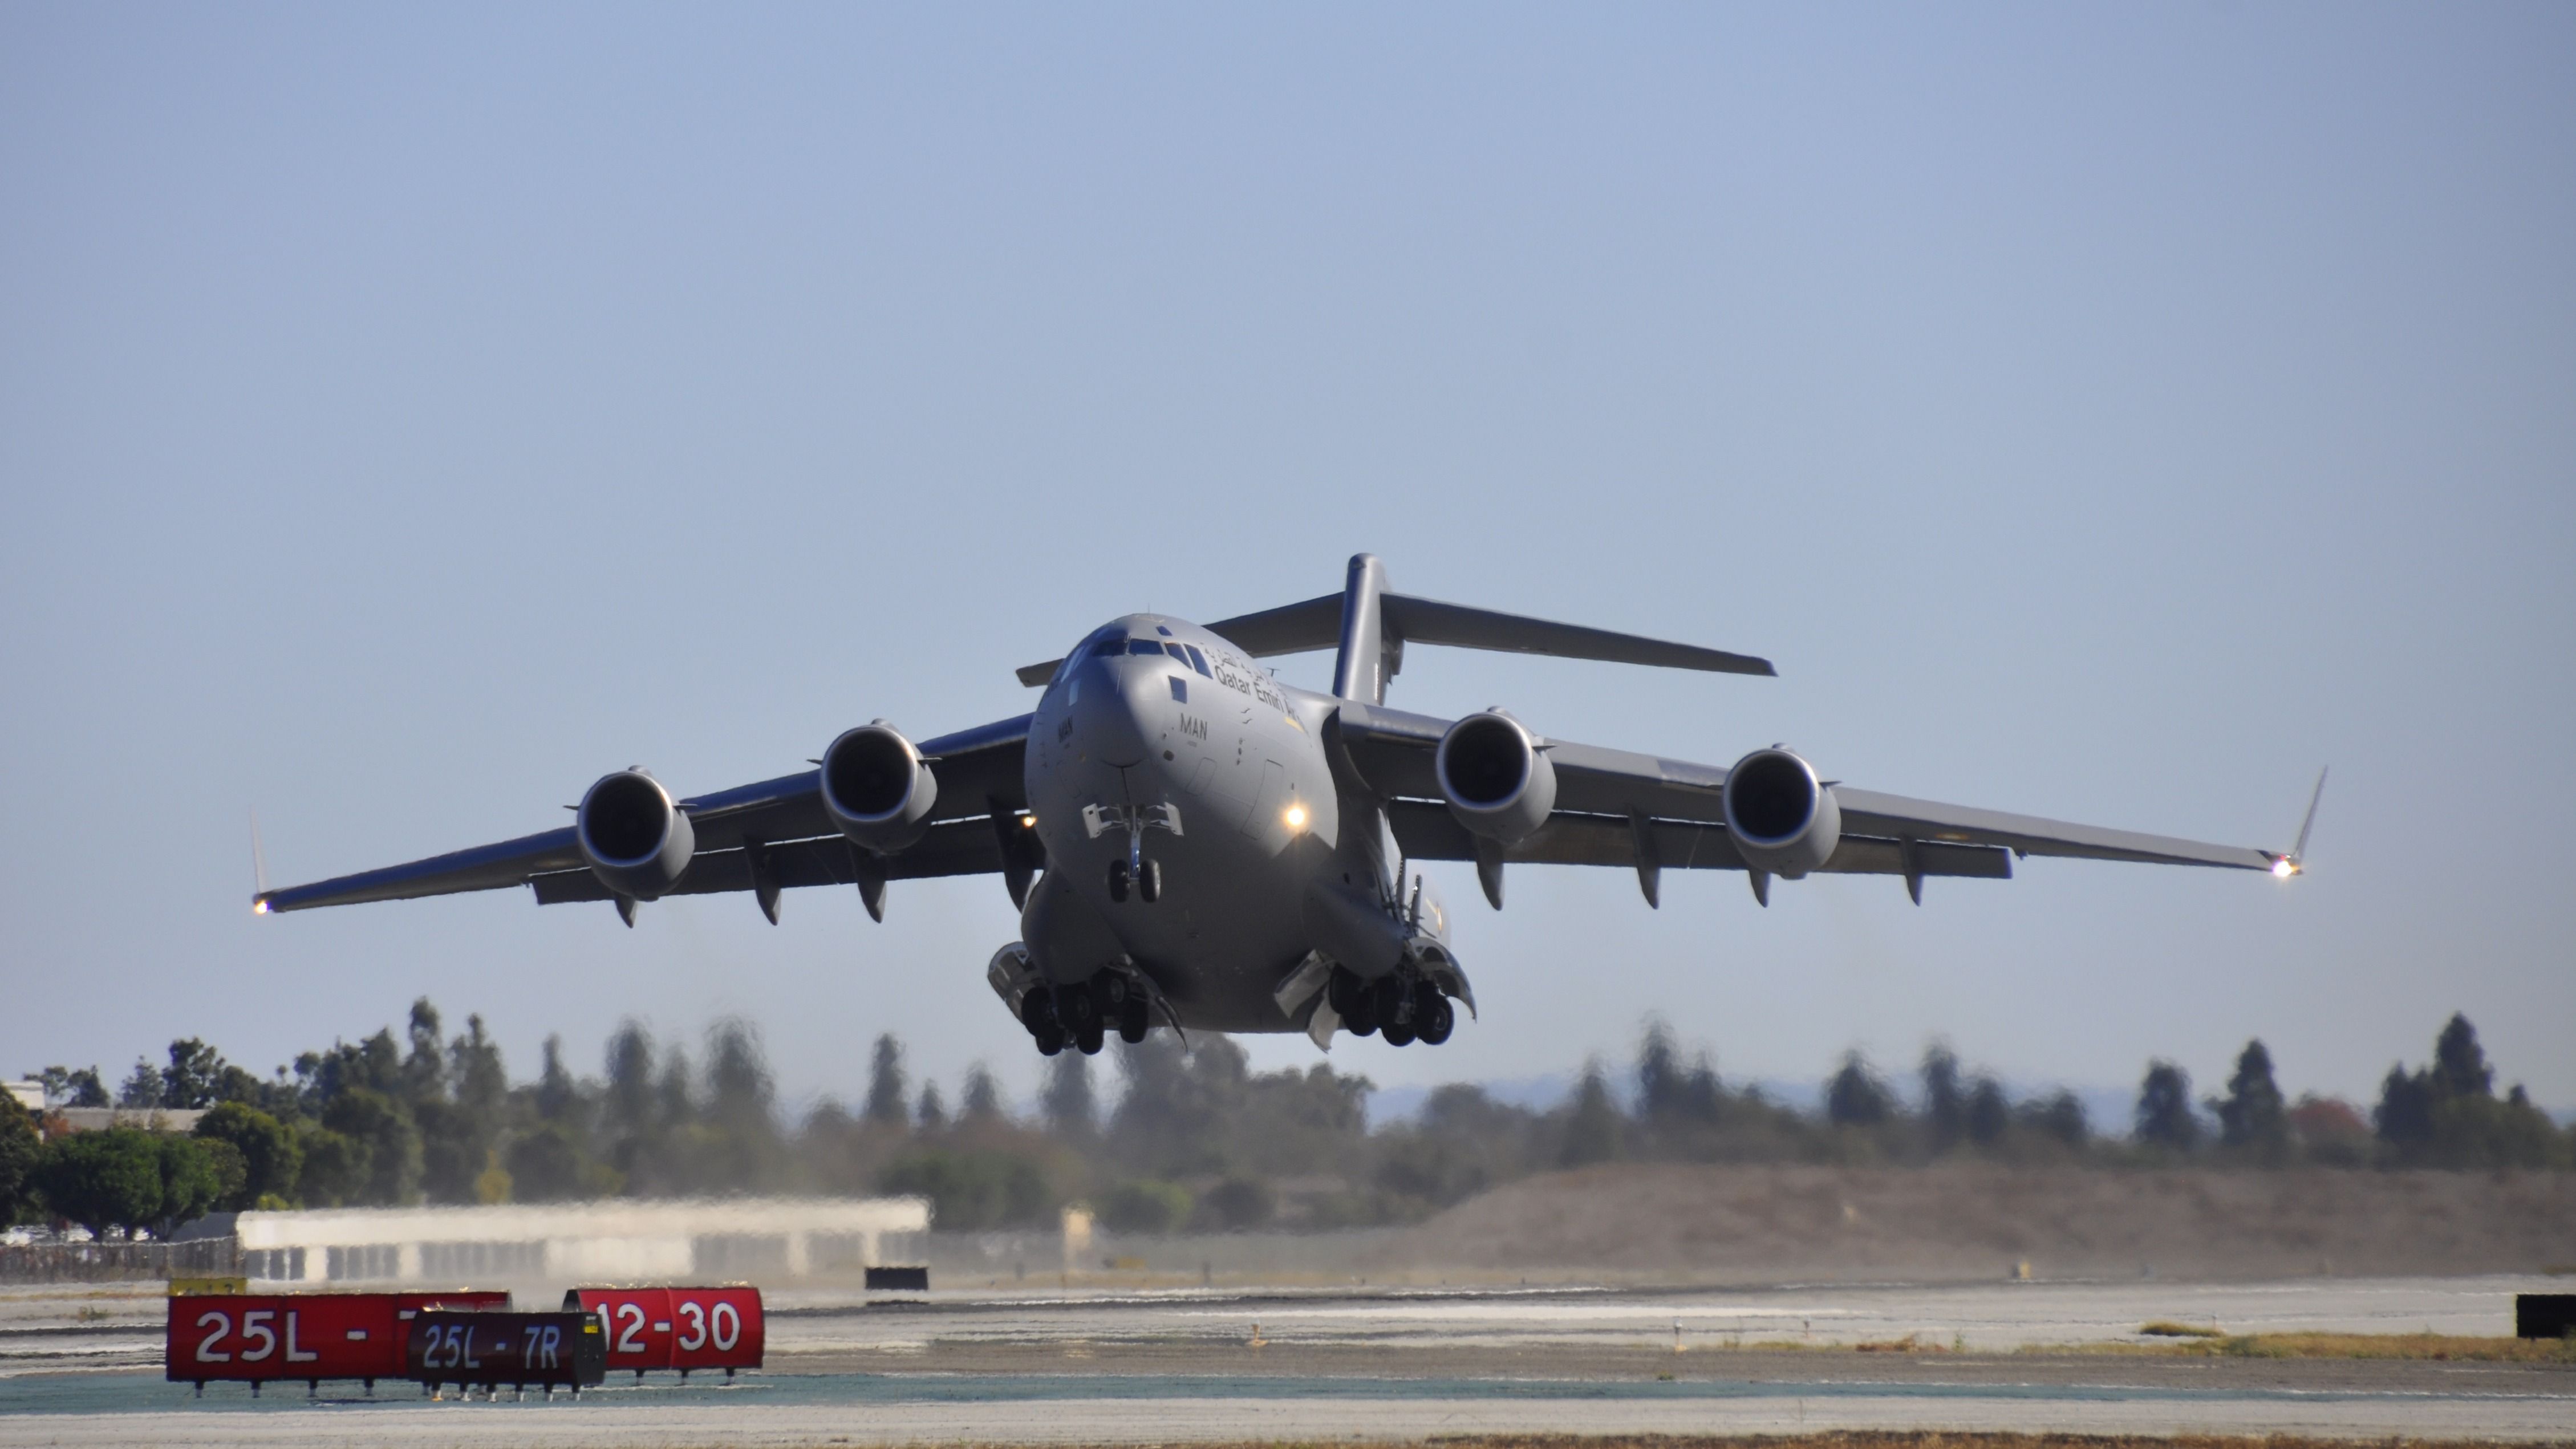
[1074,659,1155,768]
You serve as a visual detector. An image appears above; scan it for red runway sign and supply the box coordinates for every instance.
[166,1291,510,1389]
[567,1285,764,1378]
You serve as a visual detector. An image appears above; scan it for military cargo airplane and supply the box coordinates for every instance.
[256,555,2321,1056]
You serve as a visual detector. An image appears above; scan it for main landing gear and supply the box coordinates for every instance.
[1327,965,1454,1046]
[1021,971,1153,1056]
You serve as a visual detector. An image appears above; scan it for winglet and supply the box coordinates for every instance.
[250,809,273,914]
[2270,766,2328,878]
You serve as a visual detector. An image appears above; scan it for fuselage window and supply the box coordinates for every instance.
[1169,676,1188,703]
[1183,644,1212,676]
[1127,638,1165,655]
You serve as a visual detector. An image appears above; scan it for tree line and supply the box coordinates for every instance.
[3,1004,2564,1240]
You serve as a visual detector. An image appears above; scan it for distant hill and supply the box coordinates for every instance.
[1386,1161,2576,1281]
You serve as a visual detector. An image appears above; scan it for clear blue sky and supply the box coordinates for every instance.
[5,5,2570,1121]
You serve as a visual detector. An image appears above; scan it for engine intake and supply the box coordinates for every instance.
[822,721,938,853]
[1723,747,1840,877]
[576,770,696,899]
[1435,711,1557,843]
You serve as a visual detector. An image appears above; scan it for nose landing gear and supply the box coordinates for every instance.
[1107,858,1162,904]
[1084,802,1179,906]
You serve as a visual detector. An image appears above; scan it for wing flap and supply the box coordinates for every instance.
[528,818,1012,905]
[1384,801,2010,879]
[257,827,586,912]
[258,715,1033,914]
[1835,787,2276,870]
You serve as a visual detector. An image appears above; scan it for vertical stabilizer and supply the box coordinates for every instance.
[1332,554,1395,703]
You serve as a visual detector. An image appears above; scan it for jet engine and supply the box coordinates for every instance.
[1435,711,1557,843]
[575,769,696,899]
[821,721,938,853]
[1723,746,1841,876]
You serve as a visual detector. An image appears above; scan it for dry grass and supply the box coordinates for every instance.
[2058,1331,2576,1362]
[917,1435,2576,1449]
[2136,1321,2226,1338]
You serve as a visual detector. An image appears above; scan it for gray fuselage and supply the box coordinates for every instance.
[1021,615,1397,1032]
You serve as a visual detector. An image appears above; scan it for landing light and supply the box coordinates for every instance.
[1283,804,1308,831]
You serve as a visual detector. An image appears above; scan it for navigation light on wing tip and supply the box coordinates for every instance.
[253,897,271,915]
[2270,857,2298,879]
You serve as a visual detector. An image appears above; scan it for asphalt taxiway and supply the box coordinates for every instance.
[3,1276,2568,1445]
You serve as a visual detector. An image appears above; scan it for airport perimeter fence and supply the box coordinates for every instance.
[0,1236,240,1285]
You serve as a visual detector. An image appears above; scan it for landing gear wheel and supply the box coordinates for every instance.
[1118,996,1150,1044]
[1415,988,1455,1045]
[1138,858,1162,903]
[1076,1019,1106,1055]
[1020,992,1058,1037]
[1337,976,1378,1036]
[1035,1026,1065,1056]
[1107,859,1131,903]
[1381,1013,1417,1047]
[1060,987,1101,1035]
[1372,974,1413,1029]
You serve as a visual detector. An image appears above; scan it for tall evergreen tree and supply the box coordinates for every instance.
[863,1035,908,1127]
[2214,1039,2289,1158]
[2430,1014,2493,1099]
[1921,1044,1966,1150]
[1560,1060,1625,1166]
[1041,1049,1096,1137]
[1637,1019,1685,1122]
[1826,1053,1892,1127]
[960,1064,1005,1122]
[535,1035,578,1122]
[2134,1060,2200,1151]
[1965,1076,2011,1146]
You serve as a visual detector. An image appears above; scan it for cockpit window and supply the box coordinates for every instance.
[1183,644,1211,677]
[1163,641,1191,664]
[1127,638,1165,655]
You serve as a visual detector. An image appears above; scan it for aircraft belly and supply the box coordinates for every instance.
[1025,667,1338,1034]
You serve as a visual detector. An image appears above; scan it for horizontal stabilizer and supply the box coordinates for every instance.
[1381,592,1773,676]
[1016,587,1772,685]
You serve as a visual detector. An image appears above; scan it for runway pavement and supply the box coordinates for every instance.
[3,1275,2569,1446]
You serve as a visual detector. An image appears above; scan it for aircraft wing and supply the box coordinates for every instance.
[1330,701,2286,898]
[255,714,1035,914]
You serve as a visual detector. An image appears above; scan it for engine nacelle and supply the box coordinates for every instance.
[1723,747,1841,878]
[576,769,696,900]
[821,721,938,853]
[1435,711,1557,843]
